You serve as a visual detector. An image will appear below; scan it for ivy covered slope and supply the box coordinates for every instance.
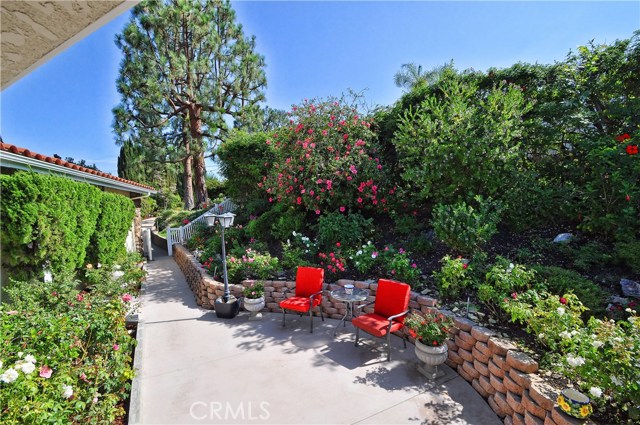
[1,172,135,280]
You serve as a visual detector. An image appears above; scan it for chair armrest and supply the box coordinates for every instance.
[387,309,410,321]
[309,290,323,301]
[356,301,375,311]
[386,309,410,334]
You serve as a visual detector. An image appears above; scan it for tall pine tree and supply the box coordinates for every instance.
[113,0,266,209]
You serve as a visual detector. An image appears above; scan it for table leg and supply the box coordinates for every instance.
[334,303,349,336]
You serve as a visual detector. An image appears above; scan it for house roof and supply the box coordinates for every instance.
[0,142,156,196]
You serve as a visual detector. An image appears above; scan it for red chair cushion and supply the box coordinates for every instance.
[352,313,404,338]
[295,266,324,301]
[374,279,411,323]
[279,296,321,313]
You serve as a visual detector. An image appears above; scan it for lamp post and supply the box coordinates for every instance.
[204,212,239,318]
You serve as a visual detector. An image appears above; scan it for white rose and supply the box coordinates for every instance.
[589,387,602,398]
[557,307,565,316]
[16,361,35,374]
[1,368,19,383]
[566,355,585,367]
[24,354,36,364]
[592,340,604,348]
[62,384,74,399]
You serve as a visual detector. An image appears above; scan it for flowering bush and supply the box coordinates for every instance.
[432,255,476,299]
[281,231,317,270]
[0,260,141,424]
[243,281,265,299]
[477,257,535,317]
[315,212,372,251]
[349,241,379,275]
[224,249,279,284]
[261,98,392,214]
[378,245,421,286]
[405,311,454,346]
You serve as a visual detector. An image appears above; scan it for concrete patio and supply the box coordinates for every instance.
[131,245,501,425]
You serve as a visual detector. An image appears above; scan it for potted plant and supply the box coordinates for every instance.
[405,311,454,379]
[242,281,265,321]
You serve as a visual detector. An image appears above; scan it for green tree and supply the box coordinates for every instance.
[113,0,267,209]
[393,62,453,90]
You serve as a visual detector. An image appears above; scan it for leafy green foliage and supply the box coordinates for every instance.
[477,257,536,317]
[1,173,100,279]
[532,265,608,317]
[393,70,531,209]
[432,255,477,299]
[615,239,640,275]
[432,196,502,255]
[88,193,135,266]
[315,212,373,251]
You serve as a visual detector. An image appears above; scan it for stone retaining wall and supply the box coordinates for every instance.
[173,243,593,425]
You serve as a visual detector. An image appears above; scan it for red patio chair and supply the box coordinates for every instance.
[280,266,325,333]
[352,278,411,361]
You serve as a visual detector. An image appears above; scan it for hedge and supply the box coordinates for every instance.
[1,172,135,280]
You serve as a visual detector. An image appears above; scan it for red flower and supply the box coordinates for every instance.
[511,292,518,300]
[182,219,190,225]
[627,145,638,155]
[559,297,567,305]
[626,195,631,201]
[432,341,439,346]
[462,263,468,269]
[76,293,84,302]
[615,133,631,142]
[336,242,341,247]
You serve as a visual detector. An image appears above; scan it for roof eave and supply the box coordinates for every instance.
[0,150,157,197]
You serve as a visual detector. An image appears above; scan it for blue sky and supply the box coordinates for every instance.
[1,1,639,176]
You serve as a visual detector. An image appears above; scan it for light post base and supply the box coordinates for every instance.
[214,296,240,319]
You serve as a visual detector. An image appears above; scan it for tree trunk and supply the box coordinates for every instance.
[194,152,208,208]
[182,132,195,210]
[188,104,208,208]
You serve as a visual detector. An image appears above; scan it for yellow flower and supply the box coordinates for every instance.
[557,395,565,405]
[579,405,592,418]
[559,400,571,412]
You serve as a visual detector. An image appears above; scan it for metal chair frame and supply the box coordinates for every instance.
[354,301,409,361]
[281,289,325,333]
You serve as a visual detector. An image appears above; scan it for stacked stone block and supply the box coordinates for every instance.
[448,320,596,425]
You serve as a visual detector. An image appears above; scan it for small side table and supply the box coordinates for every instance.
[330,288,370,336]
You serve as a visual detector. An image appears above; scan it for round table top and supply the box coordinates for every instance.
[330,287,370,302]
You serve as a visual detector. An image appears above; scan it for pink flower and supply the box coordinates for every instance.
[121,294,132,302]
[336,242,341,247]
[76,293,84,302]
[315,210,321,215]
[39,365,53,379]
[113,344,120,351]
[412,263,417,268]
[462,263,468,269]
[339,206,345,212]
[357,198,363,203]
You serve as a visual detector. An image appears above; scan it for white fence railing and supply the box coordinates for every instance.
[166,198,237,255]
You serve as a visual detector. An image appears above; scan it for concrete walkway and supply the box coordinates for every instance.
[132,245,501,425]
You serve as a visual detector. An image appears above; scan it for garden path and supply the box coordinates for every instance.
[131,241,501,425]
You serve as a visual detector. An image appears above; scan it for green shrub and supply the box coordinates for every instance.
[379,246,421,286]
[281,232,317,270]
[349,241,379,276]
[433,255,477,299]
[432,195,502,255]
[1,172,101,279]
[225,249,279,284]
[89,193,135,266]
[140,197,157,218]
[477,257,536,317]
[315,212,373,251]
[570,241,614,272]
[532,266,608,317]
[615,239,640,275]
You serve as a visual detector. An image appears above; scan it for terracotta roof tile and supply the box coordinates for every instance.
[0,142,155,191]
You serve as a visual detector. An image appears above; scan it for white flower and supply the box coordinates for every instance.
[17,352,23,358]
[507,263,514,273]
[557,307,565,316]
[0,360,3,369]
[1,368,19,383]
[566,355,585,367]
[292,231,297,236]
[559,331,572,339]
[538,333,545,339]
[24,354,36,364]
[62,384,74,399]
[589,387,602,398]
[592,340,604,348]
[611,376,622,386]
[356,250,362,256]
[15,361,35,374]
[629,316,636,324]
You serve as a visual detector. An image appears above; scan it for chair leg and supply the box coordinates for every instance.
[403,333,407,349]
[309,309,314,333]
[281,308,286,328]
[354,327,360,346]
[386,332,392,361]
[320,307,325,322]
